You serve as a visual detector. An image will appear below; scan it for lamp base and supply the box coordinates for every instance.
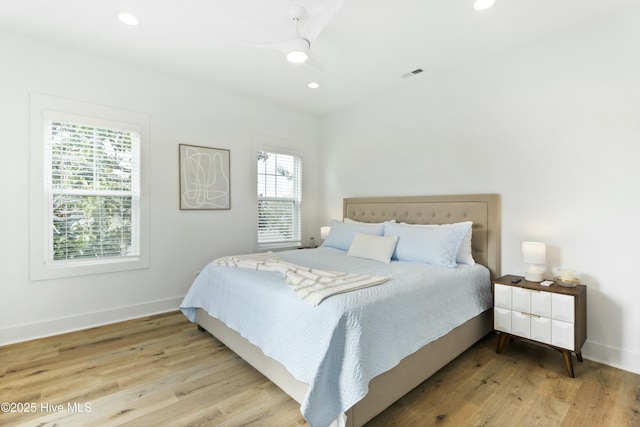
[525,271,543,282]
[525,264,544,282]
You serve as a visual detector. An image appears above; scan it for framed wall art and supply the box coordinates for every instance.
[179,144,230,210]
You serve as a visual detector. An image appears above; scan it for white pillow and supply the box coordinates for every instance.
[399,222,475,265]
[347,233,399,263]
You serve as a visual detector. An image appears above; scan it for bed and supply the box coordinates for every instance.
[181,194,501,427]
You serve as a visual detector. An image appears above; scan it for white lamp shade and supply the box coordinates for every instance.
[522,241,546,264]
[320,226,331,240]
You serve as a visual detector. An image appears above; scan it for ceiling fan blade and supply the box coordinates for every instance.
[244,37,304,54]
[300,0,345,42]
[304,51,325,71]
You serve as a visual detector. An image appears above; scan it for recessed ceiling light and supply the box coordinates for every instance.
[117,12,139,26]
[307,82,320,89]
[473,0,495,11]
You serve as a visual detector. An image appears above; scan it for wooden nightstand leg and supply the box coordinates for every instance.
[496,333,508,354]
[576,351,583,362]
[562,350,575,378]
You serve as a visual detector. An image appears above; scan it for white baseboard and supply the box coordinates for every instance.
[583,339,640,375]
[0,297,183,346]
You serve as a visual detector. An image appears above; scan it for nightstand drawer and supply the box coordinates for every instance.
[510,312,552,343]
[511,311,531,338]
[494,284,512,309]
[512,287,531,313]
[531,290,552,317]
[552,320,575,350]
[531,316,552,344]
[552,293,575,323]
[494,307,511,333]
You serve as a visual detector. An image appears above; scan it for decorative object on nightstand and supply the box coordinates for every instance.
[555,269,580,287]
[493,274,587,377]
[522,241,546,282]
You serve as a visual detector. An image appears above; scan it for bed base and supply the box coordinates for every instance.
[196,308,493,427]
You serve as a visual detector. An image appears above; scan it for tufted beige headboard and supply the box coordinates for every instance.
[343,194,501,279]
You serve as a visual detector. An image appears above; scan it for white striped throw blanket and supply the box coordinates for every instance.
[212,252,389,306]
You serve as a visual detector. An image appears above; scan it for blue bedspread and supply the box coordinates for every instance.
[180,247,492,427]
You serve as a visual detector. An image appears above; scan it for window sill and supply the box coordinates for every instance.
[30,256,149,281]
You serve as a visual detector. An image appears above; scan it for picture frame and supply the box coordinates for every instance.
[179,144,230,210]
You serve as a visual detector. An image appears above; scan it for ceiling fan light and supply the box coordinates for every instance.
[117,12,140,26]
[473,0,495,11]
[286,50,309,63]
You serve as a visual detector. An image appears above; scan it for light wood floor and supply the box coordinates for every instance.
[1,311,638,427]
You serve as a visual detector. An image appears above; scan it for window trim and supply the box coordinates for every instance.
[253,135,304,251]
[29,93,150,280]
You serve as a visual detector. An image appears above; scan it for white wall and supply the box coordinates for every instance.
[320,8,640,374]
[0,30,320,344]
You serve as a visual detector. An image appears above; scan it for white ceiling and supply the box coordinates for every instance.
[0,0,636,115]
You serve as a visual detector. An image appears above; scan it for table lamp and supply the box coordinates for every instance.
[522,241,546,282]
[320,226,331,240]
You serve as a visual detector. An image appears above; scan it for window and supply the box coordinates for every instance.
[47,121,139,261]
[30,94,149,280]
[257,148,302,248]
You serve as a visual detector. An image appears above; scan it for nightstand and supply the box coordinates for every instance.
[493,274,587,377]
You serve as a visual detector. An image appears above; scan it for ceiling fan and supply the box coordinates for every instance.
[251,2,344,67]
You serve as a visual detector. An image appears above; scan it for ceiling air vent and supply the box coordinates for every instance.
[401,68,425,79]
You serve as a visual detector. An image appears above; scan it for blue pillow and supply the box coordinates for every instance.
[384,221,471,268]
[322,220,385,251]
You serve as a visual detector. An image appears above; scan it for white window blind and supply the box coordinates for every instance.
[45,120,141,262]
[257,149,302,247]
